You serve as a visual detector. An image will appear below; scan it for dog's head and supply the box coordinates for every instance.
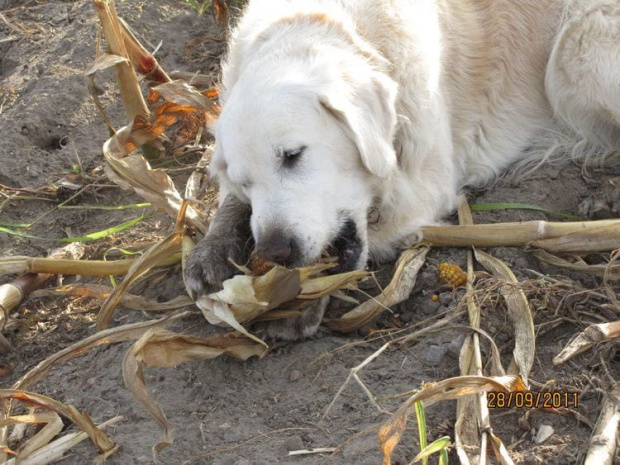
[211,55,398,272]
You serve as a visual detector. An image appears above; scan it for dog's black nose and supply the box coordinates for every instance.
[255,235,294,265]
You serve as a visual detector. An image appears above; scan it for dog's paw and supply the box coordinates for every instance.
[254,296,329,341]
[184,237,248,298]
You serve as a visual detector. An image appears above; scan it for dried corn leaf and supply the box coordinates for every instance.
[529,222,620,253]
[96,229,183,330]
[212,0,230,29]
[488,430,516,465]
[532,250,620,279]
[103,124,205,234]
[123,328,265,453]
[298,270,369,299]
[378,375,526,465]
[474,249,535,386]
[5,416,123,465]
[13,312,190,390]
[324,246,429,333]
[0,390,116,460]
[15,412,63,459]
[32,284,193,312]
[553,321,620,365]
[584,384,620,465]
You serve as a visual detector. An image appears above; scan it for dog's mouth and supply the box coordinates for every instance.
[325,219,363,274]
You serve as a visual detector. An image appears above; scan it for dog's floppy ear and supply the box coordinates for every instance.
[319,73,398,179]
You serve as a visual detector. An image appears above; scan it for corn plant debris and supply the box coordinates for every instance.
[1,1,619,463]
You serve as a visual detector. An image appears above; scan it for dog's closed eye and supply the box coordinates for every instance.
[281,146,306,168]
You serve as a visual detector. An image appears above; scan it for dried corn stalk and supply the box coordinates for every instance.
[584,384,620,465]
[553,321,620,365]
[421,219,620,251]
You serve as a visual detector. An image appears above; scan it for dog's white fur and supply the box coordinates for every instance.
[210,0,620,266]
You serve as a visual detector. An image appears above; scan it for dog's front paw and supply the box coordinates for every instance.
[254,296,329,341]
[184,238,248,298]
[184,194,253,298]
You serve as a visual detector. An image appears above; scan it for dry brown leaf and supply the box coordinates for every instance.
[96,229,184,330]
[474,249,535,386]
[324,246,429,333]
[32,283,193,312]
[212,0,230,29]
[5,416,123,465]
[119,18,171,84]
[12,312,190,392]
[123,328,266,453]
[532,250,620,279]
[0,390,117,460]
[15,413,63,459]
[378,375,526,465]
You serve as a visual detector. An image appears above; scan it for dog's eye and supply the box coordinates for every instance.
[282,146,306,167]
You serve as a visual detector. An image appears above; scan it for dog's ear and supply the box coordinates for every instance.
[319,73,398,179]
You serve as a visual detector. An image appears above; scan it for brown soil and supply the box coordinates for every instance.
[1,1,618,464]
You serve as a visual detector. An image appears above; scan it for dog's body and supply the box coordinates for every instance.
[185,0,620,339]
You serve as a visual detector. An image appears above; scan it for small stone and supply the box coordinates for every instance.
[424,345,447,365]
[533,424,554,444]
[288,370,302,382]
[439,293,452,305]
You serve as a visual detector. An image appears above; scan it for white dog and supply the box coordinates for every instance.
[185,0,620,340]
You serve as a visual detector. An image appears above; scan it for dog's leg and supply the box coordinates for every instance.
[545,3,620,148]
[184,194,253,297]
[253,297,329,342]
[185,194,328,341]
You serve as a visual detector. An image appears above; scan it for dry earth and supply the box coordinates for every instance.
[0,1,618,464]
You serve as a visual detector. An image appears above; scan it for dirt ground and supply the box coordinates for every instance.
[1,1,618,464]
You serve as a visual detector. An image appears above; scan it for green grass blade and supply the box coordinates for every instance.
[411,436,451,463]
[470,202,582,221]
[439,447,449,465]
[414,401,428,465]
[0,221,31,228]
[0,215,149,243]
[59,203,151,211]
